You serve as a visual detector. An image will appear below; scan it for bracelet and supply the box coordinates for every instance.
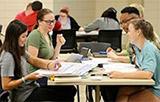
[47,62,53,70]
[21,77,26,83]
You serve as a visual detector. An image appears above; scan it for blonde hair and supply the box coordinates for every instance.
[130,19,160,50]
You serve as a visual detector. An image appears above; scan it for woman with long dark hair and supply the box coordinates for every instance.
[0,20,75,102]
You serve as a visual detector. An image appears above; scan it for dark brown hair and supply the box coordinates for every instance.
[34,8,53,29]
[31,1,43,11]
[60,8,69,16]
[0,20,27,78]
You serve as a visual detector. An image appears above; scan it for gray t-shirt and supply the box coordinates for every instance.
[0,51,38,102]
[84,17,120,32]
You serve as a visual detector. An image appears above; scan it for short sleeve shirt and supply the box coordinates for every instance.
[26,29,54,72]
[0,51,37,102]
[15,11,37,32]
[134,40,160,97]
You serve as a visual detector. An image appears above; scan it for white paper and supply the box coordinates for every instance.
[103,63,137,73]
[35,62,96,77]
[81,58,110,65]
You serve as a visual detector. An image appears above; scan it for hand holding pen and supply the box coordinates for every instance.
[53,59,61,71]
[47,59,61,71]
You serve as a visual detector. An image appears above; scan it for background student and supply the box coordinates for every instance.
[26,8,76,101]
[106,6,140,63]
[55,6,81,30]
[109,19,160,102]
[129,3,144,19]
[99,7,141,102]
[0,19,75,102]
[15,0,43,33]
[84,7,120,33]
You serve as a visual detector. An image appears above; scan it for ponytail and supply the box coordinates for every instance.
[153,32,160,50]
[130,19,160,50]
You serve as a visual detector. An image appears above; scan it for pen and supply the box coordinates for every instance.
[91,74,108,76]
[54,62,60,71]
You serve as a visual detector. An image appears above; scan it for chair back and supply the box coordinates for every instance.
[0,24,2,33]
[78,42,111,52]
[0,91,9,102]
[98,30,122,52]
[52,30,77,53]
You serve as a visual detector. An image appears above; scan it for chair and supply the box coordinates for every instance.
[0,24,3,47]
[0,81,9,102]
[52,30,78,53]
[78,42,111,101]
[0,24,2,33]
[98,30,122,52]
[0,91,9,102]
[78,42,111,53]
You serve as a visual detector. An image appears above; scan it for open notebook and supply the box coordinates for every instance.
[35,62,96,77]
[103,63,138,73]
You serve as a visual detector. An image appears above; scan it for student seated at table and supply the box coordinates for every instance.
[84,7,120,33]
[99,7,141,102]
[55,6,82,31]
[106,7,141,63]
[26,8,76,101]
[108,19,160,102]
[0,19,76,102]
[15,1,43,34]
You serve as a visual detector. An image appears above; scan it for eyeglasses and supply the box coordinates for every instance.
[42,19,55,25]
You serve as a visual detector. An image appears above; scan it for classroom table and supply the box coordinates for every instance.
[47,55,155,102]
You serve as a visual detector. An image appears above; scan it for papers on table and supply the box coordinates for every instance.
[59,53,83,63]
[35,62,96,77]
[35,57,138,77]
[103,63,138,73]
[81,58,110,65]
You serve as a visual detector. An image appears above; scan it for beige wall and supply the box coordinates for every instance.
[53,0,96,26]
[144,0,160,34]
[0,0,53,34]
[0,0,160,35]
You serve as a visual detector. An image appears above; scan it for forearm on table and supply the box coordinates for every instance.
[116,71,153,79]
[115,56,130,63]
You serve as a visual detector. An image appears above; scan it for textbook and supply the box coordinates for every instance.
[103,63,137,73]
